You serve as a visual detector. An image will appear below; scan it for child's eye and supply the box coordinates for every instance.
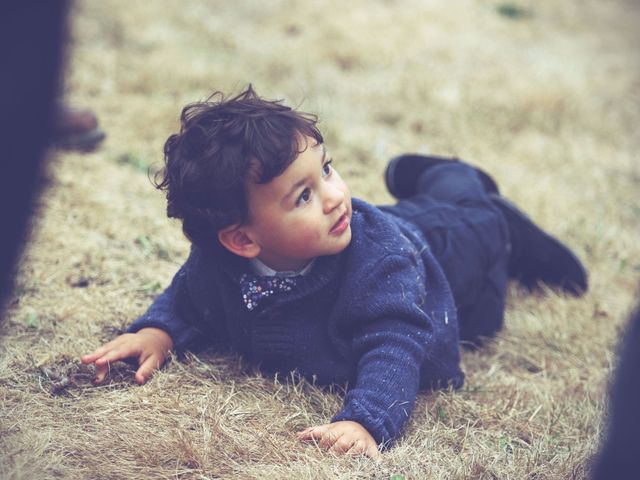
[322,160,333,177]
[296,188,311,206]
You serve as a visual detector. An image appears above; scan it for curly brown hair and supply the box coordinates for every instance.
[154,85,323,249]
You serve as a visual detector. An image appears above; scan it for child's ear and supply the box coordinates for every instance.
[217,224,261,259]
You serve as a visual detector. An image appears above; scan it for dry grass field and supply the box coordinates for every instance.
[2,0,639,478]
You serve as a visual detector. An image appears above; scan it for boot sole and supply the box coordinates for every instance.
[490,194,588,296]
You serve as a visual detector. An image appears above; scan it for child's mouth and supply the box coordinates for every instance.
[330,213,350,235]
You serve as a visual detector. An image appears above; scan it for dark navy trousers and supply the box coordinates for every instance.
[380,161,511,342]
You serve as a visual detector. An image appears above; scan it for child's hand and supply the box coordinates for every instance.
[297,420,380,459]
[81,328,173,385]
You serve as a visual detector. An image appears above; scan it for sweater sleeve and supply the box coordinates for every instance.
[127,257,212,356]
[331,253,441,447]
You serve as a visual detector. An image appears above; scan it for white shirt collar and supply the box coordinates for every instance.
[249,257,315,277]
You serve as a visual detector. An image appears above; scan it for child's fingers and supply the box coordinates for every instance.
[346,439,380,459]
[365,442,381,459]
[134,353,162,385]
[297,425,334,447]
[330,435,354,454]
[298,425,345,449]
[94,344,139,367]
[81,345,111,364]
[297,425,323,439]
[94,362,110,384]
[93,350,125,367]
[296,427,314,440]
[82,335,136,365]
[346,438,364,456]
[298,426,380,459]
[317,428,342,449]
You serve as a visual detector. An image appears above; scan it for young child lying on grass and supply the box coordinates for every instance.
[82,86,587,458]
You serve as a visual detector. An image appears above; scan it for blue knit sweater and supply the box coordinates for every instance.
[128,198,464,446]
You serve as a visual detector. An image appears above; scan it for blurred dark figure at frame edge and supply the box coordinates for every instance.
[1,0,104,315]
[592,301,640,479]
[1,0,69,313]
[0,1,637,477]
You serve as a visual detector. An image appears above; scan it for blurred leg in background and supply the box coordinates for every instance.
[51,101,105,151]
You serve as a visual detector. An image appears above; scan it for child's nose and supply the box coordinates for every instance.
[323,183,345,213]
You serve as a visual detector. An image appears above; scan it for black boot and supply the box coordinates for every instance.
[490,194,588,296]
[384,153,500,199]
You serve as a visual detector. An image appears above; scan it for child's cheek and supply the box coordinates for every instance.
[298,225,324,244]
[290,222,324,248]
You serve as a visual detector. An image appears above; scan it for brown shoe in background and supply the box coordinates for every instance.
[51,102,106,151]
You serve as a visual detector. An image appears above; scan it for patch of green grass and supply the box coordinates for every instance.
[25,311,39,329]
[141,281,162,295]
[135,234,153,251]
[496,3,532,20]
[135,235,171,261]
[437,406,448,422]
[499,434,514,454]
[619,257,627,271]
[116,152,149,173]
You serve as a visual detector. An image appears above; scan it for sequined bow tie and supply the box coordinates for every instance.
[239,274,298,311]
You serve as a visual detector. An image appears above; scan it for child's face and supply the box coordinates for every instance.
[243,136,352,271]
